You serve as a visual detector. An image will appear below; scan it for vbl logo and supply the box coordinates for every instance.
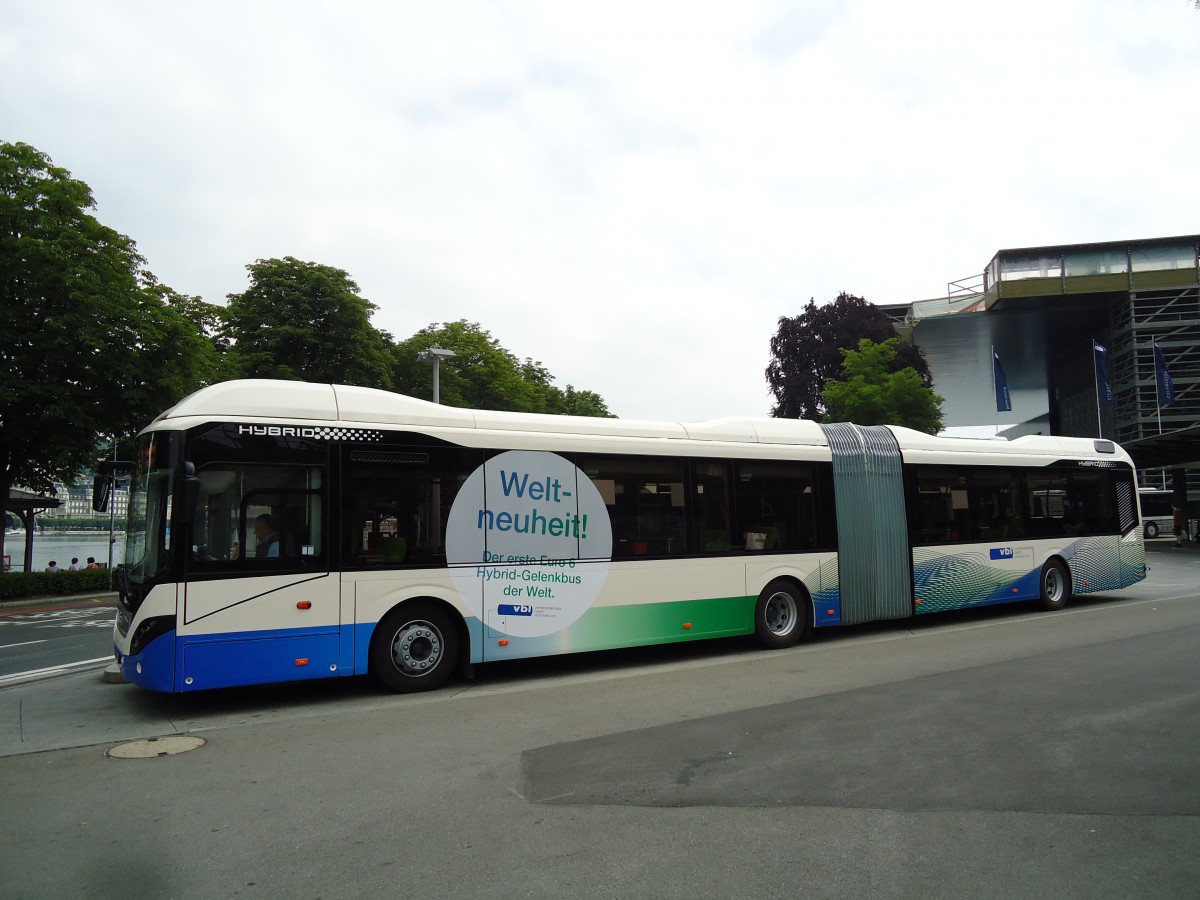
[498,604,534,616]
[990,547,1015,560]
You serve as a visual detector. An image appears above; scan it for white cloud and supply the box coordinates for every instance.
[3,0,1198,421]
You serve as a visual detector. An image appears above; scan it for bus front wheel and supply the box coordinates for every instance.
[753,579,809,650]
[371,603,459,693]
[1039,560,1071,612]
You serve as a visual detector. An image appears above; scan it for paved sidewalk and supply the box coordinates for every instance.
[0,591,118,612]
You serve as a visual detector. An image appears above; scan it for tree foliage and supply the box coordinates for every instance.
[0,148,189,481]
[766,292,931,420]
[124,283,232,416]
[1,141,220,563]
[821,338,944,434]
[558,385,612,417]
[223,257,393,389]
[392,320,613,416]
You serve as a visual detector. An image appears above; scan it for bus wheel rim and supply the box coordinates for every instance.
[765,591,797,636]
[1045,568,1063,601]
[392,621,442,676]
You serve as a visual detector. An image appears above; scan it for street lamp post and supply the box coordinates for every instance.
[417,347,456,404]
[107,434,117,587]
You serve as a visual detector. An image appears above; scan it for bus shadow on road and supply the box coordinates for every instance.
[112,591,1139,717]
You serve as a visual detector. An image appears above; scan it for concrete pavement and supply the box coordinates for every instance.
[2,565,1199,899]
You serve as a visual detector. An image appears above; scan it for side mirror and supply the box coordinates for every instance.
[93,460,135,512]
[92,475,111,513]
[183,461,201,522]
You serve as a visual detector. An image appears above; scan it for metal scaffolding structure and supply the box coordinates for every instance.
[899,235,1200,503]
[1110,282,1200,495]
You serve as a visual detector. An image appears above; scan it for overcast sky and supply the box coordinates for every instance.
[4,1,1198,422]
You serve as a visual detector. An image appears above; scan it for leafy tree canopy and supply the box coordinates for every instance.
[821,338,944,434]
[1,141,220,562]
[766,292,931,420]
[558,385,613,417]
[392,320,613,416]
[0,144,214,484]
[223,257,393,389]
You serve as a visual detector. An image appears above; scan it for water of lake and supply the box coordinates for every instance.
[2,532,127,573]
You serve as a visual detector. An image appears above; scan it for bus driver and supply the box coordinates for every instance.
[231,514,280,559]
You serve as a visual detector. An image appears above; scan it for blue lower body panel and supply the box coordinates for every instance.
[119,630,178,692]
[122,626,351,692]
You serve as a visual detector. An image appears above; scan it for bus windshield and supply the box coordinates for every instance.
[125,432,176,585]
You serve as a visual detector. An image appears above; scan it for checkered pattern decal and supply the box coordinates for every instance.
[306,427,382,441]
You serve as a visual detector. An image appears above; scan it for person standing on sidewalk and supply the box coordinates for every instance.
[1172,504,1188,548]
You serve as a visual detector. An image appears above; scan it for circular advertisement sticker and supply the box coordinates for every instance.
[446,450,613,637]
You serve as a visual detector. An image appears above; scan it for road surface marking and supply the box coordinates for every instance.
[0,657,113,688]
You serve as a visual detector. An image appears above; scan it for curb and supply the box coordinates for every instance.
[0,656,114,689]
[0,592,119,612]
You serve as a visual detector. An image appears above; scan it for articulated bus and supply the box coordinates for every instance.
[114,380,1147,693]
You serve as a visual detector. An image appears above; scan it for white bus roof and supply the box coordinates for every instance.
[156,380,831,445]
[154,380,1133,464]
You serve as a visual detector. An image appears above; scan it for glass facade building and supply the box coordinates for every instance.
[887,235,1200,498]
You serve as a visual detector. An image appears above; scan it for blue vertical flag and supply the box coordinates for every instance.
[1094,341,1115,408]
[1154,339,1176,407]
[992,347,1012,412]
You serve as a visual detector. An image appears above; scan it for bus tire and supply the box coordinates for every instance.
[371,602,459,693]
[1144,522,1159,538]
[753,579,808,649]
[1038,559,1070,612]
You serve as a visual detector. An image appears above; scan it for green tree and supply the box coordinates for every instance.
[392,320,613,416]
[223,257,392,388]
[124,283,232,415]
[821,338,944,434]
[766,292,931,420]
[559,385,612,417]
[1,141,218,565]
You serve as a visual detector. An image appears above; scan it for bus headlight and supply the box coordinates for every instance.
[130,616,176,657]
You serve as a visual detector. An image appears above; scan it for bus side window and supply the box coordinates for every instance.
[1068,470,1119,536]
[692,461,732,553]
[577,454,686,557]
[733,460,819,552]
[970,468,1025,540]
[912,467,969,543]
[1026,475,1069,538]
[189,465,325,570]
[344,445,481,568]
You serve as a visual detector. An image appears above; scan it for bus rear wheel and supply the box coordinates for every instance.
[1038,560,1071,612]
[371,603,459,693]
[754,579,808,649]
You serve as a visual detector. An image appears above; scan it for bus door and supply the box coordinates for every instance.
[181,461,340,690]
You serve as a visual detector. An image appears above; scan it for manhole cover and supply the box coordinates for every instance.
[106,736,207,759]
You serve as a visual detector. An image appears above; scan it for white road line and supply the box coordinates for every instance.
[0,640,48,650]
[0,657,113,688]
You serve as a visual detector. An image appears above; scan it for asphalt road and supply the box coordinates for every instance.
[0,597,115,683]
[0,546,1197,899]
